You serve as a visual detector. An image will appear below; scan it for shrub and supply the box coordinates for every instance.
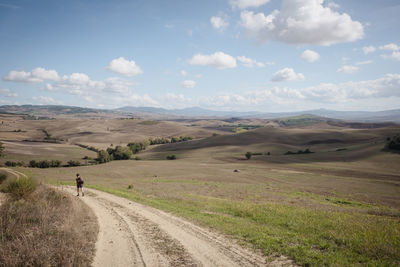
[49,160,62,167]
[29,160,37,167]
[0,141,4,157]
[5,176,36,200]
[5,161,17,167]
[385,134,400,151]
[109,146,132,160]
[0,172,7,184]
[127,184,133,189]
[245,152,252,160]
[67,160,81,167]
[166,154,177,160]
[97,150,112,163]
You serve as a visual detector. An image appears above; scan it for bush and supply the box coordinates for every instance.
[385,134,400,151]
[5,176,36,200]
[109,146,132,160]
[166,154,177,160]
[0,172,7,184]
[67,160,81,167]
[97,150,112,163]
[245,152,252,160]
[5,161,17,167]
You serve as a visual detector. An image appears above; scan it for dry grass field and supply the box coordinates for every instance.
[2,113,400,266]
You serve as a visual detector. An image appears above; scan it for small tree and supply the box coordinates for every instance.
[245,152,252,160]
[29,160,37,168]
[97,150,112,163]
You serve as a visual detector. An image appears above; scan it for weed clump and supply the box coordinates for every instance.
[166,154,177,160]
[3,176,36,200]
[0,186,98,266]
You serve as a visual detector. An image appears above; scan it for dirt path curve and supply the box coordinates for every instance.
[59,186,277,267]
[0,167,27,179]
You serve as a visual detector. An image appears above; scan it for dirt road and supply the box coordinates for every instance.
[60,186,293,267]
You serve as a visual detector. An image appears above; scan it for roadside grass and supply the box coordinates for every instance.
[0,176,98,267]
[54,181,400,266]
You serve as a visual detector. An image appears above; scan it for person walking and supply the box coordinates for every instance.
[76,173,84,196]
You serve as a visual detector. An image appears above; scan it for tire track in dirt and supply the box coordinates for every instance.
[60,186,294,267]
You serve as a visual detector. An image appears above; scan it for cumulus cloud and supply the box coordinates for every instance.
[356,60,373,65]
[200,73,400,109]
[3,67,60,83]
[326,1,339,9]
[301,50,320,62]
[379,43,400,51]
[379,43,400,61]
[237,56,265,67]
[271,68,305,82]
[44,73,134,95]
[240,0,364,45]
[180,70,188,76]
[189,52,237,69]
[181,80,196,88]
[230,0,271,9]
[31,96,62,105]
[0,88,18,97]
[210,16,229,31]
[106,57,143,77]
[337,65,359,74]
[362,46,376,54]
[381,51,400,61]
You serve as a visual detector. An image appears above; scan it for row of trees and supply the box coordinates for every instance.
[96,136,193,163]
[148,136,193,145]
[385,134,400,151]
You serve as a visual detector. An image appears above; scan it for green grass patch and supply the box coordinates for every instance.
[63,183,400,266]
[139,120,160,125]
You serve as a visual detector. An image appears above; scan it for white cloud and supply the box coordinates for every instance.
[181,80,196,88]
[326,1,340,9]
[31,96,62,105]
[240,0,364,45]
[379,43,400,51]
[189,52,237,69]
[237,56,265,67]
[3,67,60,83]
[230,0,271,9]
[337,65,359,74]
[381,51,400,61]
[44,72,134,96]
[180,70,188,76]
[0,88,18,97]
[362,46,376,54]
[356,60,373,65]
[379,43,400,61]
[106,57,143,77]
[199,73,400,110]
[301,50,320,63]
[210,16,229,31]
[271,68,305,82]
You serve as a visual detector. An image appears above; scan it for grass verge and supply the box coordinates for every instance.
[53,181,400,266]
[0,177,98,267]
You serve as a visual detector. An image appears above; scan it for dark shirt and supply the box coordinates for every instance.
[76,177,83,186]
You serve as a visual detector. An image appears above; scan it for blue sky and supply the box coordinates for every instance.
[1,0,400,112]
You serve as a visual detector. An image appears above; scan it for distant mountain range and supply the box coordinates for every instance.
[1,105,400,123]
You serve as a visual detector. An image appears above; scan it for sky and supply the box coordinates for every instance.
[0,0,400,112]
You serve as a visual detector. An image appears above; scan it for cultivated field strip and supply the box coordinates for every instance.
[61,187,273,267]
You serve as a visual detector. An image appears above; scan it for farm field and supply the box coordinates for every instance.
[4,114,397,266]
